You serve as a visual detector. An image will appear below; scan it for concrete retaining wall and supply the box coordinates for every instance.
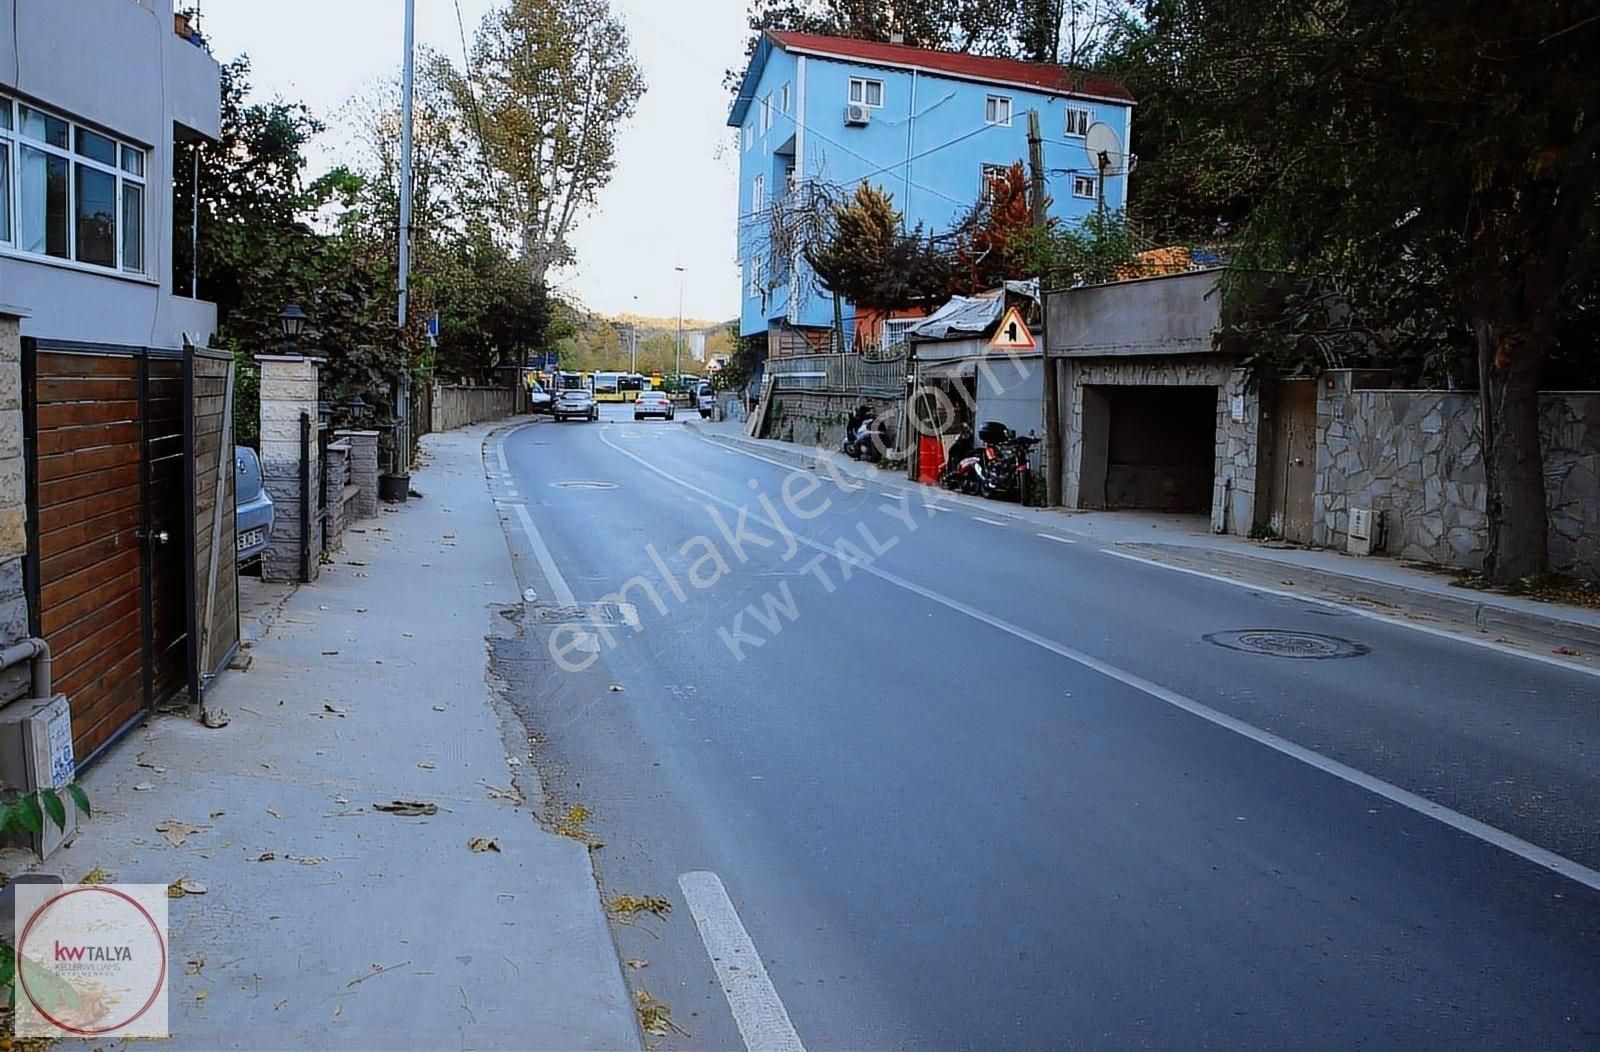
[430,386,516,433]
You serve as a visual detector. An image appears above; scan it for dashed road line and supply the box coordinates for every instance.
[679,871,806,1052]
[1038,532,1075,544]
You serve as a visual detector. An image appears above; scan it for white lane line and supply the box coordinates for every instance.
[1038,532,1075,544]
[496,439,510,474]
[973,516,1008,526]
[1100,548,1600,682]
[604,431,1600,893]
[510,503,577,608]
[678,871,806,1052]
[506,488,519,497]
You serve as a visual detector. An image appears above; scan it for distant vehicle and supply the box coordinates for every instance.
[696,382,714,419]
[235,447,274,564]
[528,380,553,414]
[554,387,599,422]
[634,389,675,421]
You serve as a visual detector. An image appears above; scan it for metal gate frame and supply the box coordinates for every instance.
[184,345,241,702]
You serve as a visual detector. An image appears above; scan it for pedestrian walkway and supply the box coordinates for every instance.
[8,422,638,1050]
[688,418,1600,657]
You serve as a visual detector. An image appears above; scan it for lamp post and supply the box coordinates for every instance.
[674,267,685,389]
[278,303,308,356]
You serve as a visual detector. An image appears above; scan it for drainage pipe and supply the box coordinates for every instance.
[0,638,52,700]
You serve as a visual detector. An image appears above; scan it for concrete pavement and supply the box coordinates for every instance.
[5,421,638,1050]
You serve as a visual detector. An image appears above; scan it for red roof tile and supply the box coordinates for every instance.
[769,31,1134,104]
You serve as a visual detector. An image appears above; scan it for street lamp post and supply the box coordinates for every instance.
[278,303,308,356]
[674,267,686,389]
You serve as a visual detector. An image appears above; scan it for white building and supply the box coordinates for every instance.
[0,0,220,348]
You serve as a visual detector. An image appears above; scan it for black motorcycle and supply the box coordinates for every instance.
[843,417,889,463]
[942,422,1038,502]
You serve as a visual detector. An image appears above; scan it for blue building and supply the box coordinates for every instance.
[727,31,1135,351]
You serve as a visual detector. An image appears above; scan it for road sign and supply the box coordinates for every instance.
[989,306,1036,351]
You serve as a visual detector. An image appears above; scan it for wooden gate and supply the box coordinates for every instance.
[1260,379,1318,544]
[22,340,237,769]
[187,348,239,692]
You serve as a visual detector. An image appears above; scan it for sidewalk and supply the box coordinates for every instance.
[687,418,1600,658]
[9,422,637,1050]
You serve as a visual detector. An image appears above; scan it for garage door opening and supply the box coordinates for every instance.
[1081,385,1216,512]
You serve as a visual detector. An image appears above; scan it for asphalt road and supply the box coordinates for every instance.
[490,404,1600,1051]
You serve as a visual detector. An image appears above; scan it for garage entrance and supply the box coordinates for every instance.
[1081,385,1217,512]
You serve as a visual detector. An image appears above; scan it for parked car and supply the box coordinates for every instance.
[696,382,714,419]
[528,381,553,414]
[634,389,675,421]
[554,387,599,422]
[235,447,274,564]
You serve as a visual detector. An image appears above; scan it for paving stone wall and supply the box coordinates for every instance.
[336,430,380,518]
[1315,371,1599,579]
[258,355,322,582]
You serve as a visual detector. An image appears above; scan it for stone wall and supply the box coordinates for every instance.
[430,385,517,433]
[257,355,322,583]
[0,315,30,703]
[765,388,903,451]
[1314,371,1599,579]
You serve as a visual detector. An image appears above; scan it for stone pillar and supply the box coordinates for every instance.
[257,355,323,583]
[0,311,30,703]
[323,440,350,552]
[335,430,380,519]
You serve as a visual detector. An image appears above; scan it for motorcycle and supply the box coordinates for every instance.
[843,418,889,463]
[941,422,1038,502]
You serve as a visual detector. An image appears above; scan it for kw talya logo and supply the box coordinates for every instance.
[54,941,134,963]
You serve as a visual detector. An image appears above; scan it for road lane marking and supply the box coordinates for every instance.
[973,516,1008,526]
[1100,548,1600,682]
[678,871,806,1052]
[496,440,510,474]
[604,431,1600,893]
[510,503,577,608]
[1038,533,1075,544]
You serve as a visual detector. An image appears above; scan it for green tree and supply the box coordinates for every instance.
[1130,0,1600,582]
[462,0,647,284]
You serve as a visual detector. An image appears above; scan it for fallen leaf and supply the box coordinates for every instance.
[137,761,169,774]
[186,957,206,976]
[373,800,438,817]
[196,989,208,1003]
[431,705,446,712]
[417,762,436,770]
[608,684,625,692]
[625,958,649,970]
[321,650,340,656]
[467,837,501,854]
[167,877,208,898]
[1554,645,1583,656]
[288,855,329,866]
[251,851,276,863]
[156,819,201,847]
[401,632,414,639]
[209,811,225,819]
[266,808,283,820]
[133,782,154,792]
[79,866,109,885]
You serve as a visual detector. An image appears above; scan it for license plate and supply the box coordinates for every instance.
[237,528,264,552]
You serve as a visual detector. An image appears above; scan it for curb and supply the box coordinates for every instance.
[684,422,1600,652]
[1122,543,1600,652]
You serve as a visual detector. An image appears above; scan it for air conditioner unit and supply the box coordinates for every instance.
[844,103,871,126]
[1347,506,1376,556]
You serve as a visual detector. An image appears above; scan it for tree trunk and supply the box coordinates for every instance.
[1476,319,1548,585]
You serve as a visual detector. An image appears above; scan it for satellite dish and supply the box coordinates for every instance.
[1084,122,1125,175]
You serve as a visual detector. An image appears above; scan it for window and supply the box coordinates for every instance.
[742,123,752,151]
[980,163,1009,199]
[752,174,764,215]
[1065,107,1091,137]
[1072,174,1096,199]
[780,83,791,114]
[749,256,764,302]
[0,95,147,273]
[760,95,772,134]
[848,78,884,108]
[985,95,1013,126]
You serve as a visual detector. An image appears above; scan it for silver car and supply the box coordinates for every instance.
[554,388,599,422]
[235,447,275,564]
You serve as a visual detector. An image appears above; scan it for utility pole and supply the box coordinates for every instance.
[394,0,416,469]
[1029,108,1062,508]
[674,266,686,387]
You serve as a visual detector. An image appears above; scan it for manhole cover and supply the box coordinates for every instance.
[529,602,632,626]
[551,480,618,490]
[1204,630,1369,660]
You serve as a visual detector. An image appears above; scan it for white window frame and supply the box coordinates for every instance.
[760,95,772,134]
[0,94,148,275]
[1065,107,1092,137]
[742,123,752,151]
[985,95,1013,127]
[848,77,884,108]
[750,256,764,305]
[1072,174,1097,199]
[752,173,764,215]
[780,82,791,114]
[980,163,1009,200]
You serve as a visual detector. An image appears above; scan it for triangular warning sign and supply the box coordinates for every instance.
[988,306,1035,351]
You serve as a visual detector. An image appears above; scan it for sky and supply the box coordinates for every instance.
[196,0,748,321]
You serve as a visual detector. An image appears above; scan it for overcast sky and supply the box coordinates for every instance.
[198,0,747,321]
